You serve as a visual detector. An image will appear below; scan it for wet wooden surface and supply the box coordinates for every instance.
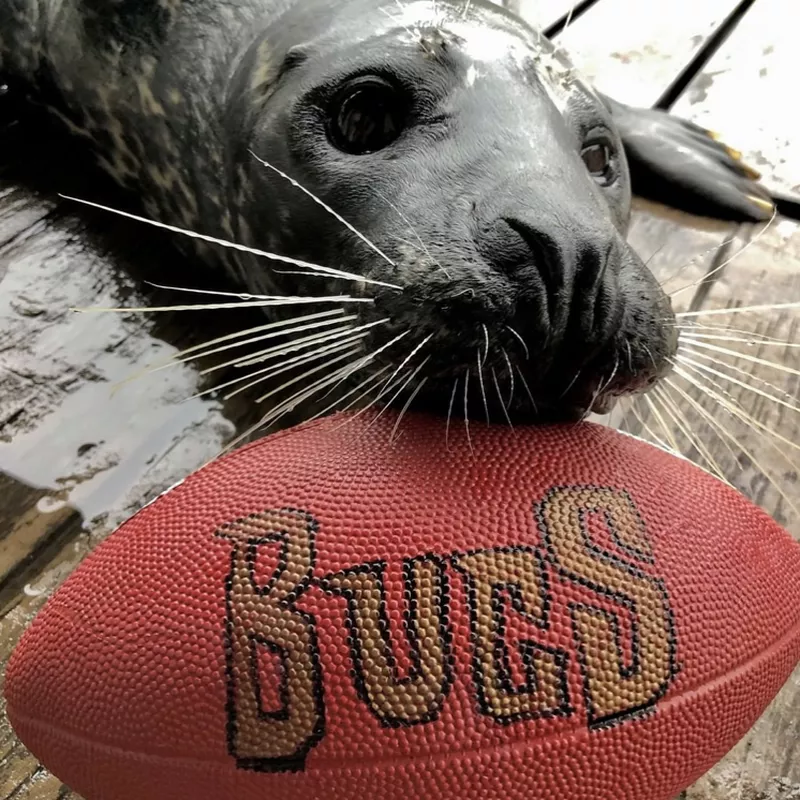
[1,0,799,797]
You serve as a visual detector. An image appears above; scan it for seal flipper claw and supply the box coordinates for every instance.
[602,94,777,223]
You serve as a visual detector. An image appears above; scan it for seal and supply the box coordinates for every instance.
[0,0,778,424]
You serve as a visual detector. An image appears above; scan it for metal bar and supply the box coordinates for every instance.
[653,0,759,110]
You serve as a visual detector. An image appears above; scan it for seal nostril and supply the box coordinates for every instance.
[502,218,562,301]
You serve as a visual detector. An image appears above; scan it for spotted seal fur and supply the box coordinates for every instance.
[0,0,778,422]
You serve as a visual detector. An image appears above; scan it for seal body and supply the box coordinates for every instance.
[0,0,773,421]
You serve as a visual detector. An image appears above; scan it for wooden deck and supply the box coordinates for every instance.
[1,0,799,797]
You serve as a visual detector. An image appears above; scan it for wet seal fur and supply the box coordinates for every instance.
[0,0,779,422]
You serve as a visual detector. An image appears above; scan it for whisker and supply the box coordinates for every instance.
[252,347,363,405]
[492,367,513,428]
[641,394,682,454]
[73,295,371,314]
[622,397,677,456]
[446,378,459,450]
[679,332,800,348]
[111,310,351,391]
[229,318,384,371]
[376,333,434,405]
[675,322,792,343]
[368,356,431,430]
[60,194,401,290]
[248,152,397,269]
[304,365,393,425]
[668,371,800,457]
[481,323,490,367]
[371,187,451,280]
[211,339,365,401]
[668,206,777,300]
[504,326,530,360]
[678,339,800,377]
[670,365,800,519]
[161,308,345,362]
[477,347,490,424]
[390,377,429,444]
[651,385,729,482]
[501,347,515,409]
[515,364,537,412]
[657,236,735,287]
[677,302,800,318]
[189,318,356,374]
[675,353,800,416]
[463,368,473,454]
[663,373,746,468]
[195,324,372,385]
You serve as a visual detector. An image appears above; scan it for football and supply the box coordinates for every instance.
[5,411,800,800]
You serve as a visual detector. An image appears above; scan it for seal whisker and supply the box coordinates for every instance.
[669,207,778,300]
[643,344,658,371]
[675,322,794,343]
[650,385,729,481]
[110,310,351,389]
[60,195,401,291]
[504,326,530,361]
[492,367,513,428]
[159,309,346,361]
[481,323,490,367]
[678,331,800,348]
[669,365,800,517]
[175,316,359,374]
[251,347,366,404]
[188,338,365,401]
[371,187,451,280]
[229,318,386,370]
[476,347,490,424]
[675,353,800,416]
[622,396,677,457]
[373,333,435,405]
[390,376,429,444]
[249,350,389,435]
[463,368,473,455]
[73,295,372,314]
[677,302,800,318]
[641,393,681,455]
[248,152,398,270]
[657,236,737,288]
[678,339,800,376]
[500,347,515,409]
[309,365,394,424]
[218,350,378,454]
[446,377,459,450]
[366,355,432,431]
[515,364,537,413]
[559,368,583,399]
[662,370,747,467]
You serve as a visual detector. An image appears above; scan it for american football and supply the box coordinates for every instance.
[5,411,800,800]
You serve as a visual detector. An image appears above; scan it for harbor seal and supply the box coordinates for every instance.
[0,0,777,423]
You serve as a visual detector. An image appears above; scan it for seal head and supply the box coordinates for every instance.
[236,0,676,420]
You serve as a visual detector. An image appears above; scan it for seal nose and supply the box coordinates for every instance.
[479,215,623,358]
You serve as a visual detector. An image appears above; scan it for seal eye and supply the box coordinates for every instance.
[581,141,616,186]
[327,78,406,155]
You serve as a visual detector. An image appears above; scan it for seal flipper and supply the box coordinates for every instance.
[602,93,777,223]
